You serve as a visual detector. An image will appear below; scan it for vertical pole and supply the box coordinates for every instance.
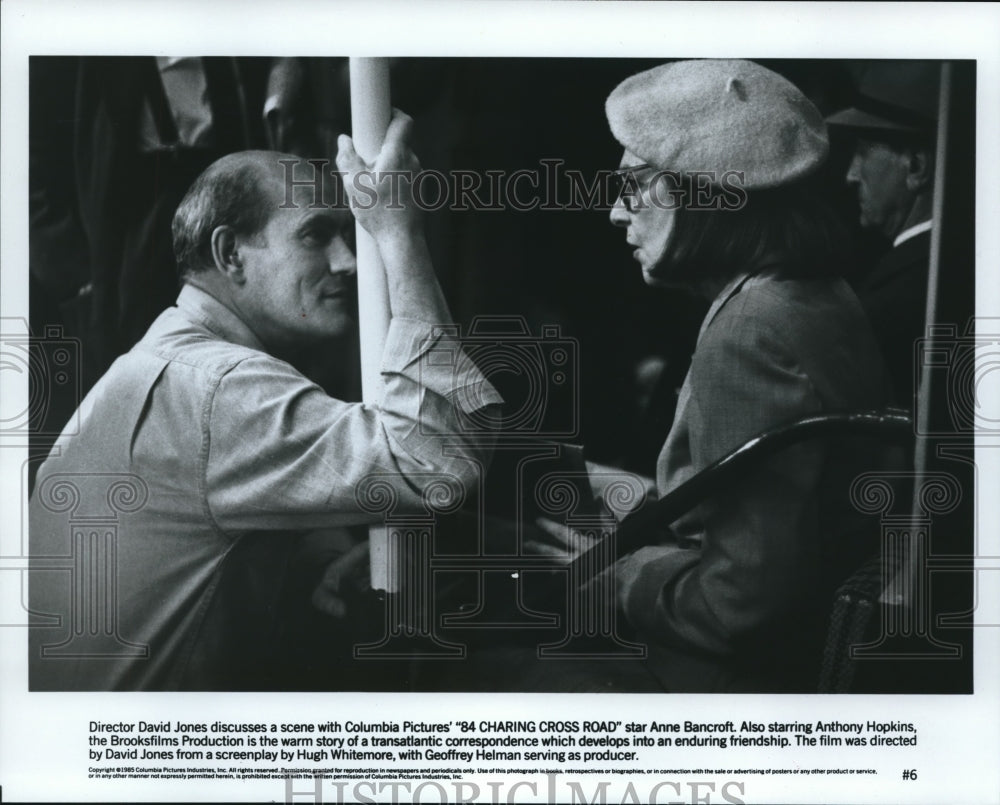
[914,62,951,463]
[905,63,953,610]
[349,57,394,592]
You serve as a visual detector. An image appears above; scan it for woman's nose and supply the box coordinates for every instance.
[609,195,630,227]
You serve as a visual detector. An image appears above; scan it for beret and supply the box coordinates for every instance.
[605,59,829,190]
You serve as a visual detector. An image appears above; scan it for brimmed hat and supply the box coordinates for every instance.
[826,60,939,136]
[605,59,829,190]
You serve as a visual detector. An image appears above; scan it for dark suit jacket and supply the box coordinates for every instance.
[857,228,931,410]
[73,57,274,370]
[28,57,275,384]
[621,269,891,692]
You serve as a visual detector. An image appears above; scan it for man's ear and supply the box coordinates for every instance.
[210,225,246,283]
[905,147,934,192]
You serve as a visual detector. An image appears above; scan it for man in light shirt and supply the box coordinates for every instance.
[29,112,501,690]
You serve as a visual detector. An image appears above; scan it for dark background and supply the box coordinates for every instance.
[28,57,892,473]
[27,57,977,693]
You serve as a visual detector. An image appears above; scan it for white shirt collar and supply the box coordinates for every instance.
[893,219,933,249]
[175,283,267,353]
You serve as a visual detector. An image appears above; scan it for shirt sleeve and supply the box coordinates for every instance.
[622,308,827,657]
[205,317,503,532]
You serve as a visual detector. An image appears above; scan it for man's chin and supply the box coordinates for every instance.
[319,316,356,342]
[314,299,357,336]
[292,314,356,347]
[856,207,885,235]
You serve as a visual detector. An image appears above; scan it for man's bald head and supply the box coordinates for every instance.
[172,150,298,280]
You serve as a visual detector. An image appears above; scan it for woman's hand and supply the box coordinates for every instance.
[526,515,607,562]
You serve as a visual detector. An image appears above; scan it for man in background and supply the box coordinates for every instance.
[827,60,940,409]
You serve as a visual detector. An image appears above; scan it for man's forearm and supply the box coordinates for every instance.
[376,227,452,326]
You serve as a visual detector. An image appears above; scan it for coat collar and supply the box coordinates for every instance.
[699,272,749,341]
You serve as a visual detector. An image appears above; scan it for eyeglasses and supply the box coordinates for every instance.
[610,163,652,212]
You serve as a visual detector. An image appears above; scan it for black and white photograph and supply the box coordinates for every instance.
[2,2,998,804]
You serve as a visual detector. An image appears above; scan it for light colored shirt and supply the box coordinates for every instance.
[893,219,932,249]
[29,285,501,690]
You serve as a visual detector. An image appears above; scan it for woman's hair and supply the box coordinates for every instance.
[652,176,852,286]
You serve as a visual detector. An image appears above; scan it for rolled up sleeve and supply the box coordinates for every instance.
[206,318,502,532]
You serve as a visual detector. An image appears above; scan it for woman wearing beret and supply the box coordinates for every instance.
[604,60,890,691]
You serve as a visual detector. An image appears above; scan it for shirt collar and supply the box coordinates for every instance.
[175,284,267,353]
[893,219,933,249]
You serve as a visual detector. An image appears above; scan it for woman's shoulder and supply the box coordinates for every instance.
[710,271,869,341]
[695,270,885,407]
